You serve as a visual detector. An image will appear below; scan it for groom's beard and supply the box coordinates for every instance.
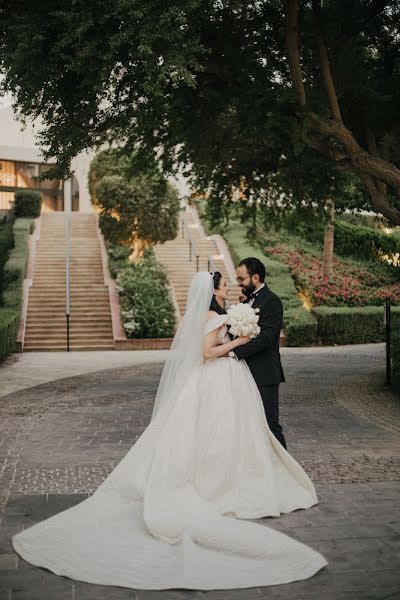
[242,281,257,297]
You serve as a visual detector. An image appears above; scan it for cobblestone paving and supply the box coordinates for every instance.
[1,344,400,599]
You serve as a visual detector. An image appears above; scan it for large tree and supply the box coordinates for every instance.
[89,149,180,257]
[1,1,399,223]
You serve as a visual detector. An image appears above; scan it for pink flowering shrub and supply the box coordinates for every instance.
[265,244,400,307]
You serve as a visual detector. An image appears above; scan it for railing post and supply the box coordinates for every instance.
[385,298,391,385]
[66,213,71,352]
[189,241,192,262]
[196,255,199,272]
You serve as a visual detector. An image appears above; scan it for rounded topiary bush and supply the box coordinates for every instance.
[14,190,42,218]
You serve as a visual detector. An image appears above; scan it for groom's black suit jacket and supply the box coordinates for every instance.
[232,285,285,386]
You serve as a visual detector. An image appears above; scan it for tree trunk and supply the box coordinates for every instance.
[129,238,149,261]
[285,0,306,106]
[322,199,335,280]
[284,1,400,225]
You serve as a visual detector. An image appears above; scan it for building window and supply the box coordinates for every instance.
[0,191,15,210]
[0,159,63,211]
[16,162,40,188]
[0,161,16,187]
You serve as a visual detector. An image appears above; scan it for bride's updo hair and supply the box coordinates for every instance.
[209,271,227,315]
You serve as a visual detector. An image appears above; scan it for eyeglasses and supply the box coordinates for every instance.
[236,275,251,283]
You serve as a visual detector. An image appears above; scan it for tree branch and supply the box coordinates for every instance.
[360,173,400,224]
[285,0,306,106]
[302,112,400,223]
[312,0,342,122]
[306,113,400,188]
[365,126,386,197]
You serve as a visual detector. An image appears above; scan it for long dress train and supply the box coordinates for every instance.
[12,314,327,590]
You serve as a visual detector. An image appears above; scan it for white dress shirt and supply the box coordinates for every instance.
[248,283,265,307]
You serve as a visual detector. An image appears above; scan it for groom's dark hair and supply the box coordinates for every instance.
[238,257,266,282]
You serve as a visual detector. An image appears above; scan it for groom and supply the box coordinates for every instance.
[229,257,287,450]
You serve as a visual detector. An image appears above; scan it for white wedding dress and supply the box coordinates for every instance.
[12,273,327,590]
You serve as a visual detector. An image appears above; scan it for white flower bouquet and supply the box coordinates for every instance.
[226,303,261,338]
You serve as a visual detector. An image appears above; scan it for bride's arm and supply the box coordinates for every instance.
[203,325,249,361]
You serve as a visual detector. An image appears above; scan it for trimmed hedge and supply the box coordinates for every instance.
[3,219,33,311]
[391,330,400,392]
[334,220,400,263]
[0,218,34,359]
[312,305,400,345]
[0,308,19,359]
[283,308,318,347]
[14,190,42,218]
[0,222,14,299]
[391,312,400,392]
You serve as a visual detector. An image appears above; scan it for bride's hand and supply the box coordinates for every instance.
[236,336,251,346]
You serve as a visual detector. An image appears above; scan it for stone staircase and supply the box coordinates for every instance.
[155,207,242,319]
[24,213,114,351]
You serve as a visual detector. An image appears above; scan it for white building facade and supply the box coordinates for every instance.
[0,105,95,213]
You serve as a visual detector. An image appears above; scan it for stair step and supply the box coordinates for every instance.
[25,213,114,351]
[25,332,112,340]
[25,317,112,323]
[24,345,115,351]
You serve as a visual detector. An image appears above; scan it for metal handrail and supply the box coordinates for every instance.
[181,214,200,272]
[66,213,71,351]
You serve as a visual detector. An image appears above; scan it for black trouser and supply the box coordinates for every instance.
[258,384,287,450]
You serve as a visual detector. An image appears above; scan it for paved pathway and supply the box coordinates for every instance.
[0,350,170,398]
[1,344,400,599]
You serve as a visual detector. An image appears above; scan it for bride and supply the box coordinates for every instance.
[12,271,327,590]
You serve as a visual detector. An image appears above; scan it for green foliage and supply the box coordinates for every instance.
[334,221,400,265]
[312,306,400,345]
[4,219,32,297]
[14,190,41,218]
[3,1,400,223]
[0,218,33,359]
[273,210,400,266]
[337,212,389,230]
[88,149,129,202]
[391,228,400,241]
[106,242,132,278]
[90,149,180,250]
[283,308,318,347]
[223,221,307,310]
[0,222,14,299]
[108,245,176,338]
[0,308,18,359]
